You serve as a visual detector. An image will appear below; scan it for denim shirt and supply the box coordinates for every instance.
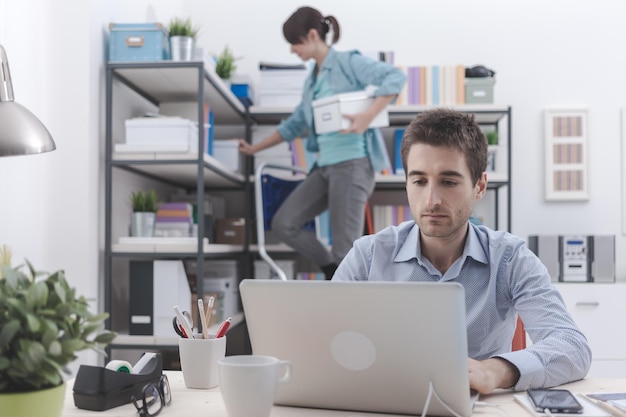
[276,48,406,172]
[333,221,592,391]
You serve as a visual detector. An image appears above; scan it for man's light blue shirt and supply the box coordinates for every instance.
[333,220,591,391]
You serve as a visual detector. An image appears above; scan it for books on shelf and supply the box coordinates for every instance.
[155,202,194,238]
[395,64,466,106]
[372,205,412,233]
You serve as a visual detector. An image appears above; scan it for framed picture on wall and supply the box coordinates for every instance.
[622,108,626,235]
[544,108,589,201]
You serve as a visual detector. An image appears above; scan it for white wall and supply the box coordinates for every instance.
[0,0,625,366]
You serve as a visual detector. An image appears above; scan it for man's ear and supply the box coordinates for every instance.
[475,172,488,200]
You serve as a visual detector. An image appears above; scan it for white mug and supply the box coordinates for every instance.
[179,335,226,389]
[218,355,292,417]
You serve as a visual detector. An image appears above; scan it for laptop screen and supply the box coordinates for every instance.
[240,279,474,417]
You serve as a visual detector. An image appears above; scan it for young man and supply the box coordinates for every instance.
[332,109,591,394]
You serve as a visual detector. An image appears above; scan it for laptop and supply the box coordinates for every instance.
[240,279,477,417]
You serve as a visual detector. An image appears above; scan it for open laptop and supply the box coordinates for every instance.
[240,279,477,417]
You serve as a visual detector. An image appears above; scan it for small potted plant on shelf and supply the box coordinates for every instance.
[0,245,116,417]
[167,17,200,61]
[215,45,239,82]
[130,189,159,237]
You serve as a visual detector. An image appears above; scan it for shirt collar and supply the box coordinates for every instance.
[319,47,337,72]
[394,222,489,266]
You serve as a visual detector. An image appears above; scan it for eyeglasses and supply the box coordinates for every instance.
[132,374,172,416]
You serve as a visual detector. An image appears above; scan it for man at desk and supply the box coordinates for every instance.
[332,108,591,394]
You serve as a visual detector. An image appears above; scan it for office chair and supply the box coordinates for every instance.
[254,162,315,281]
[512,316,526,351]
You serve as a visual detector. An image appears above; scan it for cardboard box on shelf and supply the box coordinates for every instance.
[212,140,242,172]
[465,77,495,104]
[124,117,198,148]
[215,218,246,244]
[108,22,170,62]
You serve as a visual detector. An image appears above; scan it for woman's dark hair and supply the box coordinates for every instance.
[400,109,488,185]
[283,6,340,45]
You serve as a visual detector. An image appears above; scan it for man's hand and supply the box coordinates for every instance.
[468,357,520,394]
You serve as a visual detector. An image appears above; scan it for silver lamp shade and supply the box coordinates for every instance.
[0,45,56,156]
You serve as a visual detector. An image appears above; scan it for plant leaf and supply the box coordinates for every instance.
[0,319,20,348]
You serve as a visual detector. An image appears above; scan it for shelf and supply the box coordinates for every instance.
[249,104,511,125]
[112,152,245,189]
[110,312,245,349]
[108,61,246,125]
[374,173,508,189]
[112,242,244,255]
[386,104,511,125]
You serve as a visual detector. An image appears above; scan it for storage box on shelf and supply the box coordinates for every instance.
[108,23,170,62]
[465,77,495,104]
[117,116,199,153]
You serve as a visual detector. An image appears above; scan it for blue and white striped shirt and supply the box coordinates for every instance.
[333,220,591,390]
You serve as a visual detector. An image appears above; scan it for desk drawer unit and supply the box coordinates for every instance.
[555,283,626,377]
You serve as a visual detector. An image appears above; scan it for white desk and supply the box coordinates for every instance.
[62,371,625,417]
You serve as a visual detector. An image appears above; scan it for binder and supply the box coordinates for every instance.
[129,260,191,336]
[129,261,154,335]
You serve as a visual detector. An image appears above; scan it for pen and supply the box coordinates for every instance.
[173,305,195,339]
[198,298,208,339]
[215,317,232,338]
[205,296,215,328]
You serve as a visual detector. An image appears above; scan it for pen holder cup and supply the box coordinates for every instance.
[72,353,163,411]
[179,335,226,389]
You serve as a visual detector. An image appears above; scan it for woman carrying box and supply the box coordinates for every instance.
[238,6,406,279]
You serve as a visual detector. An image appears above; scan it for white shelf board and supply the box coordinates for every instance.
[249,104,511,125]
[112,151,245,188]
[112,241,243,254]
[109,61,246,124]
[112,312,245,347]
[374,173,508,187]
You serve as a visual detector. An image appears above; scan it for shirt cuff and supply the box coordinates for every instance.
[494,351,545,391]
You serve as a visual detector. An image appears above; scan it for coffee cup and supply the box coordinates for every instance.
[218,355,292,417]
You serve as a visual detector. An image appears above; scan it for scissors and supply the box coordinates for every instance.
[172,310,194,338]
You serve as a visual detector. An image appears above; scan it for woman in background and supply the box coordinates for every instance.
[238,6,405,279]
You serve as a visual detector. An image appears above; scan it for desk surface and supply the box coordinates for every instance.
[62,371,625,417]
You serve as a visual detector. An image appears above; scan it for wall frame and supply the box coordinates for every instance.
[544,108,589,201]
[622,108,626,235]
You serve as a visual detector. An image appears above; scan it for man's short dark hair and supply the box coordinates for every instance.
[400,108,488,185]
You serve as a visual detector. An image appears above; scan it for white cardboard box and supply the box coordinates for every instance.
[125,117,198,146]
[312,90,389,134]
[213,139,241,172]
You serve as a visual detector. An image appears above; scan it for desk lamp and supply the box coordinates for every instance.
[0,45,56,156]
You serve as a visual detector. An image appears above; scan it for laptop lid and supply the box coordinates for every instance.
[240,279,474,417]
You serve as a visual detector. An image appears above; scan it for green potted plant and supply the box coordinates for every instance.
[130,189,159,237]
[167,17,200,61]
[485,131,499,145]
[0,245,116,417]
[215,46,239,81]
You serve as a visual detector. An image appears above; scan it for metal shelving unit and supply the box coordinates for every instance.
[103,61,251,353]
[249,104,512,232]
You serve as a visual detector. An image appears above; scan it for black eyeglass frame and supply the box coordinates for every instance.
[131,374,172,417]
